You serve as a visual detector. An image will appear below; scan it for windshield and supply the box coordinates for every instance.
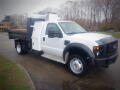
[59,22,87,35]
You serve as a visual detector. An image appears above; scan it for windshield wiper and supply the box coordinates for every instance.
[76,32,87,34]
[67,32,87,34]
[66,32,77,34]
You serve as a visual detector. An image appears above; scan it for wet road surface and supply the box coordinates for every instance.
[0,33,120,90]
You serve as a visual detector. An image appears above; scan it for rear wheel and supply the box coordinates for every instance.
[68,55,88,76]
[16,42,28,55]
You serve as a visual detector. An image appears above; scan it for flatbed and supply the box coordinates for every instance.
[8,29,28,40]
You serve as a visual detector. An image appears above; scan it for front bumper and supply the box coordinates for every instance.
[94,53,118,67]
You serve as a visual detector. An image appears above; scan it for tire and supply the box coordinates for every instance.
[16,42,28,55]
[68,55,88,76]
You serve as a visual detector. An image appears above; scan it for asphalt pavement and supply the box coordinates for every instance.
[0,33,120,90]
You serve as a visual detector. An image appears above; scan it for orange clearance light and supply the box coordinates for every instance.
[93,46,101,51]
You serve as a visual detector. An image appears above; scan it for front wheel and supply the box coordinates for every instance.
[68,55,88,76]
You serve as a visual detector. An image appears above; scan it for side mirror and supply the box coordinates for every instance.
[48,30,63,38]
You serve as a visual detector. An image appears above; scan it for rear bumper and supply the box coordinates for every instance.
[94,53,118,67]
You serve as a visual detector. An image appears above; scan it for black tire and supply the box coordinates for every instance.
[16,42,28,55]
[68,55,88,76]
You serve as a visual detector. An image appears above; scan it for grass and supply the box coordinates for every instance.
[0,55,32,90]
[95,32,120,38]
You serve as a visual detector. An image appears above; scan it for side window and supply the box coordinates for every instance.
[46,23,61,35]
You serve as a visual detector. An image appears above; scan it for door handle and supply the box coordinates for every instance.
[43,37,45,41]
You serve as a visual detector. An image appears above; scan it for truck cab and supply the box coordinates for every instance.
[9,14,118,76]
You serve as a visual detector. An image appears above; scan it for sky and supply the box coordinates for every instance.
[0,0,67,21]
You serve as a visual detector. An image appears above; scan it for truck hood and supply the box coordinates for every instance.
[68,32,111,42]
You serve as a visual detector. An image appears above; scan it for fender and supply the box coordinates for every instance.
[63,43,95,62]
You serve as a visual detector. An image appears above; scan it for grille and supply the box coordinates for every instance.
[106,40,118,56]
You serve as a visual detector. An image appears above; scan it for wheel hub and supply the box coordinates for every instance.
[73,60,82,70]
[17,44,21,53]
[70,58,83,74]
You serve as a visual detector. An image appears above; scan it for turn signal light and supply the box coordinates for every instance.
[93,46,101,51]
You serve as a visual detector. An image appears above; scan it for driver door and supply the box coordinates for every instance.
[42,23,64,57]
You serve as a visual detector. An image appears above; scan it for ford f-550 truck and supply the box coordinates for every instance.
[8,15,118,76]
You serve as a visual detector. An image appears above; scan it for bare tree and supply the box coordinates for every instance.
[59,0,120,31]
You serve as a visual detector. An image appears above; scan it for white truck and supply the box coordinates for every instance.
[8,14,118,76]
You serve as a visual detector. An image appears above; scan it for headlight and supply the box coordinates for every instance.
[93,46,103,51]
[93,45,104,57]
